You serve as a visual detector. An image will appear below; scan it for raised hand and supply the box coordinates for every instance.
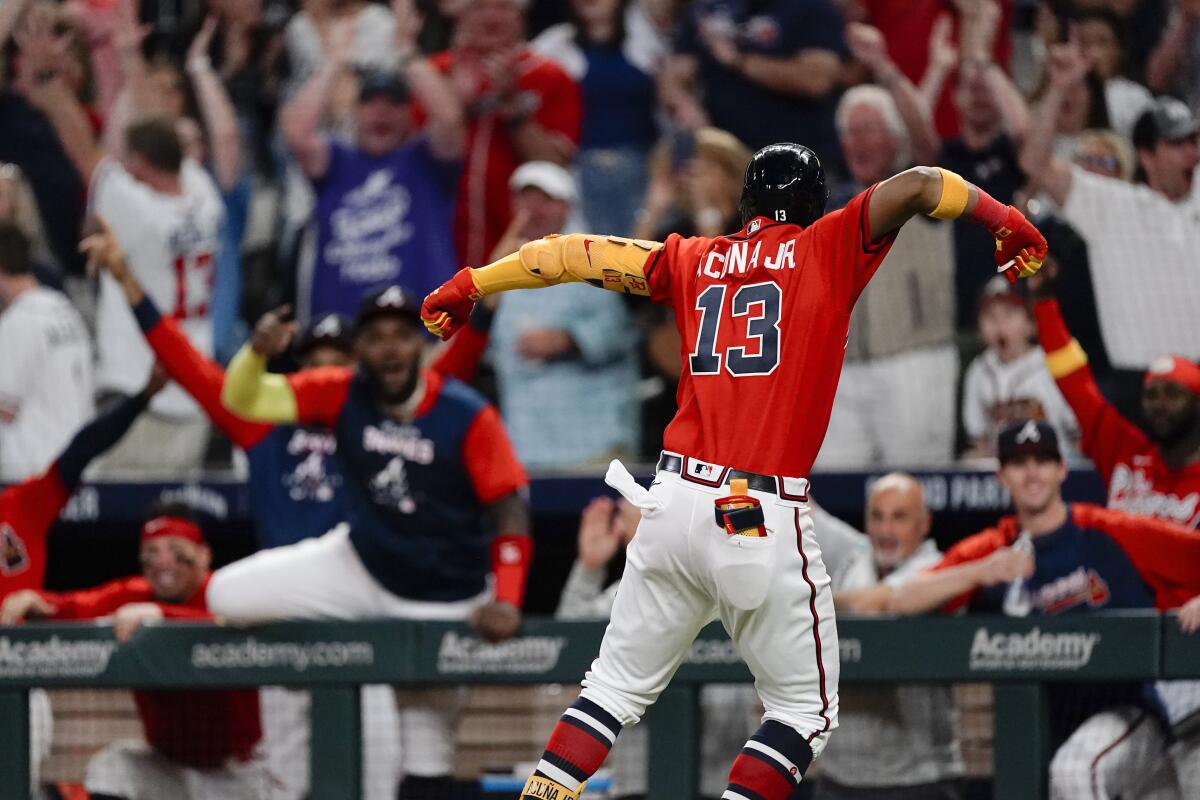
[991,205,1048,284]
[846,22,891,74]
[1046,41,1088,91]
[577,497,622,570]
[250,305,299,357]
[421,268,481,340]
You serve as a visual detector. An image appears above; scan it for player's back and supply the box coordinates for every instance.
[646,186,895,477]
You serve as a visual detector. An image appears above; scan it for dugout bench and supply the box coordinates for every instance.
[0,611,1195,800]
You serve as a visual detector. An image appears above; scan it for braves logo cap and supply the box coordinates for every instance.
[295,313,354,356]
[997,419,1061,464]
[356,285,423,330]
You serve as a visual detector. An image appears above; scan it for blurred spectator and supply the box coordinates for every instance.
[1,503,267,800]
[1030,273,1200,530]
[0,223,93,482]
[960,276,1079,462]
[633,127,751,241]
[1021,45,1200,411]
[815,86,957,468]
[422,0,582,264]
[0,161,61,285]
[850,0,1014,139]
[491,161,639,468]
[531,0,666,236]
[282,0,399,111]
[558,495,761,799]
[281,2,465,320]
[0,0,95,275]
[823,473,964,799]
[888,420,1200,799]
[661,0,846,159]
[1147,0,1200,111]
[1072,127,1136,180]
[1073,7,1153,139]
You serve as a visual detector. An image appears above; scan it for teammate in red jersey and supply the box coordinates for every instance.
[423,143,1048,800]
[2,504,265,799]
[0,370,164,603]
[1031,276,1200,529]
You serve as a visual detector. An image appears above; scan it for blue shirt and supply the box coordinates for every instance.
[308,136,459,318]
[491,283,639,469]
[579,43,658,151]
[675,0,847,157]
[246,426,348,549]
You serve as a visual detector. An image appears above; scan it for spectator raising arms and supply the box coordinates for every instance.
[282,0,465,320]
[422,0,581,265]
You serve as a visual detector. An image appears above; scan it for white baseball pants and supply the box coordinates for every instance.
[582,461,840,757]
[84,738,269,800]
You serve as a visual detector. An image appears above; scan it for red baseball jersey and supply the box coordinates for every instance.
[0,468,69,602]
[644,185,897,477]
[38,574,262,768]
[1035,299,1200,529]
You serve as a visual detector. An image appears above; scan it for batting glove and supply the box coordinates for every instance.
[421,268,481,340]
[991,205,1048,285]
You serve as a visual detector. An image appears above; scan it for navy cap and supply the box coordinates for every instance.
[295,313,354,356]
[358,70,410,104]
[997,420,1062,464]
[355,285,422,330]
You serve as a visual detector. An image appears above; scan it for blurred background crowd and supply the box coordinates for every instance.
[2,0,1198,483]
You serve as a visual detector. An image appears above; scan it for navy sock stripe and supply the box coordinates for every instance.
[750,721,814,775]
[728,783,768,800]
[571,697,622,737]
[539,750,590,783]
[740,746,797,785]
[561,715,614,747]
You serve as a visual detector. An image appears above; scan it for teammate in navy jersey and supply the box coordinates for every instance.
[212,286,528,800]
[881,420,1200,798]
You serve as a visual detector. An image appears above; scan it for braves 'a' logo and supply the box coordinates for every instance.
[1,523,29,576]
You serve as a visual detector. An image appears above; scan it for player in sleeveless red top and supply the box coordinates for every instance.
[423,144,1049,800]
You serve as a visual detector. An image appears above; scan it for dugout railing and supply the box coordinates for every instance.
[2,611,1198,799]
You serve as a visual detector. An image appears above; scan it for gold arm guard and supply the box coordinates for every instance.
[469,234,663,298]
[1045,339,1089,379]
[928,167,970,220]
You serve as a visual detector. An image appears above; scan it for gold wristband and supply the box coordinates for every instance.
[1044,340,1089,379]
[929,167,970,220]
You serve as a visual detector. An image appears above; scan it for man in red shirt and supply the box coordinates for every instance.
[1032,279,1200,529]
[422,143,1047,799]
[421,0,581,265]
[1,504,265,800]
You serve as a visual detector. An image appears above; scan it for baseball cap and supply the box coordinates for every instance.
[295,313,354,357]
[359,70,410,104]
[1144,354,1200,396]
[355,285,422,330]
[1132,98,1200,150]
[510,161,577,204]
[997,420,1062,464]
[977,274,1027,314]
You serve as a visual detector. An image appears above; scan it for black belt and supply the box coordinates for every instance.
[657,453,779,495]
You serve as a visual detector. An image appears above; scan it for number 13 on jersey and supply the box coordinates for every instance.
[689,281,782,377]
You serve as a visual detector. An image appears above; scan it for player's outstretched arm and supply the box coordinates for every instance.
[221,308,301,423]
[421,234,664,339]
[868,166,1047,284]
[885,546,1033,615]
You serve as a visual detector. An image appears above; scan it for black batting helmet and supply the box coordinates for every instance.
[738,143,829,228]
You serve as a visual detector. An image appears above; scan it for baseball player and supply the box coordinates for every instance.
[79,223,496,800]
[888,420,1200,799]
[421,143,1048,799]
[0,368,163,792]
[2,503,266,800]
[213,287,529,800]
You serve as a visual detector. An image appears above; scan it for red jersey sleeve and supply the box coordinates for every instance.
[145,314,272,450]
[525,58,582,145]
[1075,504,1200,608]
[287,367,355,428]
[431,324,488,383]
[645,234,681,306]
[812,184,899,308]
[928,524,1015,613]
[1034,299,1150,483]
[462,405,528,504]
[0,471,69,599]
[41,577,154,620]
